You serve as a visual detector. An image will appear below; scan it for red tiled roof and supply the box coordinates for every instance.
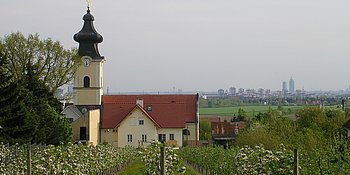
[211,121,246,138]
[101,94,197,129]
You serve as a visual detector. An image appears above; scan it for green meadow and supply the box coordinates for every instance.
[199,105,303,117]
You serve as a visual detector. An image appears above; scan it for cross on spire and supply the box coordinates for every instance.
[86,0,91,9]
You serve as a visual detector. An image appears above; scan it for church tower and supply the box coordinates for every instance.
[73,7,104,105]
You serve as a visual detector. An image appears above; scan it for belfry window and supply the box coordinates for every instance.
[83,76,90,88]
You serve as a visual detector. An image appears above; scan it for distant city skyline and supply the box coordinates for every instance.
[1,0,350,92]
[57,82,350,99]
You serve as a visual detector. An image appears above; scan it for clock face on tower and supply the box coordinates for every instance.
[82,56,91,67]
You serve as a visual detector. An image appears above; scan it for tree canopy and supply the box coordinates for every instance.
[0,32,73,145]
[235,107,349,150]
[0,32,80,92]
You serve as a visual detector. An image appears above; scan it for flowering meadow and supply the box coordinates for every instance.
[0,143,136,174]
[141,141,186,175]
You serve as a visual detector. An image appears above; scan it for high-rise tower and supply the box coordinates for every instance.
[289,77,295,93]
[73,7,104,105]
[282,81,288,92]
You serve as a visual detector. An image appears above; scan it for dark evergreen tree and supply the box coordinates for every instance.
[0,54,38,144]
[23,63,72,145]
[32,101,71,145]
[0,38,72,145]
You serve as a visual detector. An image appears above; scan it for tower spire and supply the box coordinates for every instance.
[73,5,103,59]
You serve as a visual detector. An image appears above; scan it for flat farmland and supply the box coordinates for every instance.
[200,105,302,118]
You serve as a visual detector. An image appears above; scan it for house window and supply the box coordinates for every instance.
[139,119,144,125]
[83,76,90,88]
[169,134,175,140]
[80,127,87,140]
[127,134,132,143]
[183,129,190,136]
[142,134,147,142]
[158,134,166,142]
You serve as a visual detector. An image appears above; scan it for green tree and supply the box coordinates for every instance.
[0,50,38,144]
[199,120,211,140]
[24,65,72,145]
[0,81,39,144]
[0,65,72,145]
[0,33,72,145]
[295,107,347,148]
[0,32,79,92]
[33,102,71,145]
[235,125,282,149]
[296,107,326,129]
[237,108,247,121]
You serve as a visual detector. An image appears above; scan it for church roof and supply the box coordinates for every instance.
[101,94,198,129]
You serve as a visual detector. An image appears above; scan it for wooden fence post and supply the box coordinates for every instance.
[160,145,165,175]
[338,150,341,175]
[27,143,32,175]
[294,148,298,175]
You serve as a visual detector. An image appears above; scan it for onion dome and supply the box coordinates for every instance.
[74,8,104,59]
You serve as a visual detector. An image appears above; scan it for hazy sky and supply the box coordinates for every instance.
[1,0,350,92]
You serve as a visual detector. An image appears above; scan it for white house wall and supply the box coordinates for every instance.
[117,108,157,147]
[157,128,183,147]
[101,129,118,146]
[88,109,100,146]
[185,123,198,141]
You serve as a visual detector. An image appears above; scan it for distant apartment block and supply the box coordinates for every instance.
[229,87,236,96]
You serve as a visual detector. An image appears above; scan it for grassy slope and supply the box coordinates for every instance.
[200,105,302,117]
[116,158,200,175]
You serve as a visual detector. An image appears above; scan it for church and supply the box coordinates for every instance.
[61,7,199,147]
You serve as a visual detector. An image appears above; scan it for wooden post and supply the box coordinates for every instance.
[27,143,32,175]
[294,148,298,175]
[160,145,165,175]
[338,150,341,175]
[14,144,18,157]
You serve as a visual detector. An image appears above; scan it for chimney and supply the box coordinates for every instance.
[136,99,143,107]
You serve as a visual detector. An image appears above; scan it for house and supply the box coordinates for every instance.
[61,7,199,147]
[211,121,246,146]
[100,95,199,147]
